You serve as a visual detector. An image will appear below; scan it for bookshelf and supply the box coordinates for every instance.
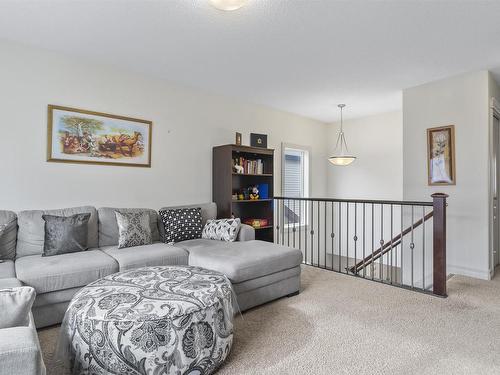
[213,144,274,242]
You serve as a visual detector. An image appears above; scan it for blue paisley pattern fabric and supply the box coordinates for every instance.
[60,265,234,375]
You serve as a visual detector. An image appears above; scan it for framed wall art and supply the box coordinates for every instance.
[427,125,456,185]
[47,105,152,167]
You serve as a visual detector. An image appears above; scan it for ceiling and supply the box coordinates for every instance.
[1,0,500,122]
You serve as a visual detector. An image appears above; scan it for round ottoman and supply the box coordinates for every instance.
[60,265,234,375]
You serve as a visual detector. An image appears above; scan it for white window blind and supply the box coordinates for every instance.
[282,145,309,226]
[283,150,305,198]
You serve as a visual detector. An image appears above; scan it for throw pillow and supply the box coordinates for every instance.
[0,286,36,329]
[159,208,203,244]
[42,213,91,257]
[115,211,153,249]
[202,218,241,242]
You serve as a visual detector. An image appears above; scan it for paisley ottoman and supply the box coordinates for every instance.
[59,265,234,375]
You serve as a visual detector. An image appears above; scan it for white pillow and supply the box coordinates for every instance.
[0,286,36,329]
[202,218,241,242]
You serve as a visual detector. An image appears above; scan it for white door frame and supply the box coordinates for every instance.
[489,98,500,278]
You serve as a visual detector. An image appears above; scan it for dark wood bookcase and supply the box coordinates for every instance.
[213,144,274,242]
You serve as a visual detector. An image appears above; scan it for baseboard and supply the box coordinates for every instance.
[447,264,490,280]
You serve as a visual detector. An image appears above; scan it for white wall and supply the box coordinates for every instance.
[403,70,491,279]
[326,111,403,200]
[0,40,328,211]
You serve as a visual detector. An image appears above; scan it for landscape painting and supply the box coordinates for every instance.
[427,125,456,185]
[47,105,152,167]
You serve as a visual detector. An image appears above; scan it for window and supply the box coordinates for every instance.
[281,144,310,226]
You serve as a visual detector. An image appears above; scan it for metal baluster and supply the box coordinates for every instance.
[331,201,335,271]
[422,206,426,290]
[305,201,308,265]
[346,203,349,273]
[317,201,320,268]
[311,201,314,266]
[339,202,342,273]
[371,203,374,280]
[287,199,290,247]
[275,199,279,244]
[390,204,394,284]
[324,201,327,269]
[299,199,302,252]
[363,203,366,278]
[400,204,404,286]
[380,204,384,281]
[281,199,285,247]
[354,203,358,275]
[411,205,415,288]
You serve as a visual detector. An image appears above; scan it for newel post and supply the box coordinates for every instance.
[431,193,448,297]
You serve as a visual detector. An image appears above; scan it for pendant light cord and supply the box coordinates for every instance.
[334,104,349,155]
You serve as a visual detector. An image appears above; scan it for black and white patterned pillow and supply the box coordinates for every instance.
[159,208,203,244]
[202,218,241,242]
[115,211,152,249]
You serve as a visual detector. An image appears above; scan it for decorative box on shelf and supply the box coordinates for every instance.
[243,218,270,229]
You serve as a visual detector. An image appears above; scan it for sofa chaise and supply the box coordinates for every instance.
[0,202,302,329]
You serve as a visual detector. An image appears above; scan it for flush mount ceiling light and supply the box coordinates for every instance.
[328,104,356,166]
[209,0,248,11]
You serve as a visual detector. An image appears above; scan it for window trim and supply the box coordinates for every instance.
[281,143,311,228]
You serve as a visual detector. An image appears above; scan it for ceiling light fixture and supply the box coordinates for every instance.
[328,104,356,166]
[209,0,248,11]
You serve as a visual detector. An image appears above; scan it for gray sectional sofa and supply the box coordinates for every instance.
[1,202,302,329]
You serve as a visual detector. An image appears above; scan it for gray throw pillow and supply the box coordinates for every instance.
[0,286,36,328]
[42,213,91,257]
[115,211,152,249]
[202,218,241,242]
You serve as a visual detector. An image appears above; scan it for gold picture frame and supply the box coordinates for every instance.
[427,125,456,185]
[47,105,152,167]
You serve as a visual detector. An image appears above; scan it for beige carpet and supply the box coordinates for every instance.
[38,266,500,374]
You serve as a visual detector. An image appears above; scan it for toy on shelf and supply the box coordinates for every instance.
[249,186,259,200]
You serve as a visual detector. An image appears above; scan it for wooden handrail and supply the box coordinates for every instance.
[274,196,433,207]
[348,211,434,274]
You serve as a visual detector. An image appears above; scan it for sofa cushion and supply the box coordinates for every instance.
[158,203,216,241]
[16,206,98,258]
[33,287,81,308]
[0,260,16,279]
[0,210,17,260]
[101,242,189,271]
[0,287,36,329]
[15,249,118,294]
[0,277,22,289]
[176,239,303,283]
[98,207,160,247]
[0,324,46,375]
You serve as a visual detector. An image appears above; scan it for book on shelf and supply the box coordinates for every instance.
[234,157,264,175]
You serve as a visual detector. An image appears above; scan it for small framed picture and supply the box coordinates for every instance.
[250,133,268,148]
[427,125,456,185]
[235,132,242,146]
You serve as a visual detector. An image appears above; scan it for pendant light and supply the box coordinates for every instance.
[209,0,248,11]
[328,104,356,166]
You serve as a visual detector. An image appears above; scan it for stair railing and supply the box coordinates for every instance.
[273,193,448,297]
